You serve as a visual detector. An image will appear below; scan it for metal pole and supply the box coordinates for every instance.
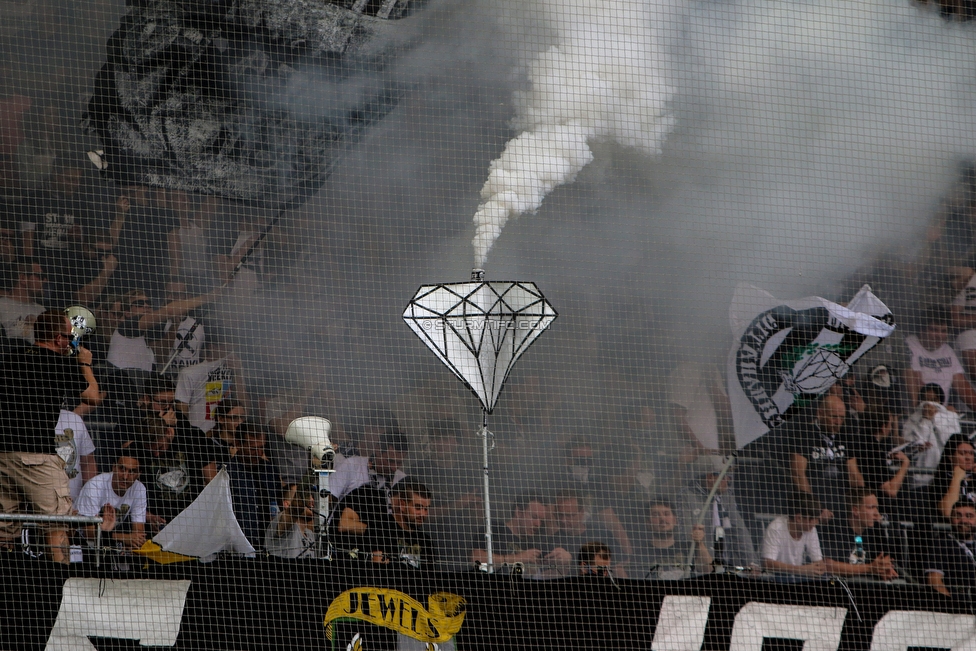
[481,409,493,573]
[311,454,335,560]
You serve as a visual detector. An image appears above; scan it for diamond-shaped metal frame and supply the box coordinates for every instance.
[403,280,557,413]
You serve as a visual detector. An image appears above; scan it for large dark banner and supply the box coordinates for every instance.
[1,556,970,650]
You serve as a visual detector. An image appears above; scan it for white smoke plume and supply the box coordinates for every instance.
[471,0,676,268]
[476,0,976,343]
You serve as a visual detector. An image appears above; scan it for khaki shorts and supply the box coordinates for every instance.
[0,452,72,539]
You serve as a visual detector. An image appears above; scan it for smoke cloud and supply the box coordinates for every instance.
[654,0,976,326]
[471,0,676,268]
[478,0,976,353]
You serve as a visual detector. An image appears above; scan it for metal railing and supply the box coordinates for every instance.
[0,513,104,566]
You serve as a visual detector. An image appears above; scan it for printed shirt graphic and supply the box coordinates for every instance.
[175,358,231,432]
[38,208,75,249]
[905,335,963,406]
[165,316,205,370]
[791,426,848,479]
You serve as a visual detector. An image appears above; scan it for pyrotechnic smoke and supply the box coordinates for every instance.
[471,0,676,268]
[652,0,976,327]
[480,0,976,347]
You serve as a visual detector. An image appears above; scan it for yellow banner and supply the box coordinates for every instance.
[324,588,465,644]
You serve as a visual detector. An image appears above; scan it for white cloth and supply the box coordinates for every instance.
[761,516,822,565]
[75,472,147,524]
[57,410,95,501]
[957,329,976,352]
[0,296,43,343]
[175,358,230,433]
[265,515,316,559]
[329,455,406,501]
[153,467,254,561]
[107,329,155,372]
[668,362,721,450]
[905,335,964,406]
[903,402,962,486]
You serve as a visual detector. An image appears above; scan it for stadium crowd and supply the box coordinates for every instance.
[5,0,976,592]
[0,164,974,597]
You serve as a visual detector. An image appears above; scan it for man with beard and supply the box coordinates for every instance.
[121,416,197,528]
[374,482,436,568]
[926,501,976,597]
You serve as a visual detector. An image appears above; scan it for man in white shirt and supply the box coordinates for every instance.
[761,492,826,578]
[905,306,976,411]
[75,455,148,550]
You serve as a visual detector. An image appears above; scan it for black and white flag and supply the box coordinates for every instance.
[727,284,894,448]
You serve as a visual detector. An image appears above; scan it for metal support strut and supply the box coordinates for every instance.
[480,409,494,573]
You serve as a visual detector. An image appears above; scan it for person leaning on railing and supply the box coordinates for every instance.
[0,310,100,563]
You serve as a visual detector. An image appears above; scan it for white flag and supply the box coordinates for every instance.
[728,284,894,448]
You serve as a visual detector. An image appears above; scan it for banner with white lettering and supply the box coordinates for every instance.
[728,283,894,448]
[4,557,971,650]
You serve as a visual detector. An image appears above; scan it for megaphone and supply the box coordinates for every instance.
[63,305,96,354]
[285,416,335,465]
[64,305,96,339]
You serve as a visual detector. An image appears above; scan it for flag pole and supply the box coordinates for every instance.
[685,454,735,571]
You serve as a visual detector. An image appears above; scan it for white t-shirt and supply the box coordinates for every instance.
[761,516,822,566]
[175,358,230,433]
[56,410,95,501]
[953,274,976,314]
[905,335,964,406]
[0,296,44,343]
[107,329,155,372]
[75,472,147,525]
[954,276,976,351]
